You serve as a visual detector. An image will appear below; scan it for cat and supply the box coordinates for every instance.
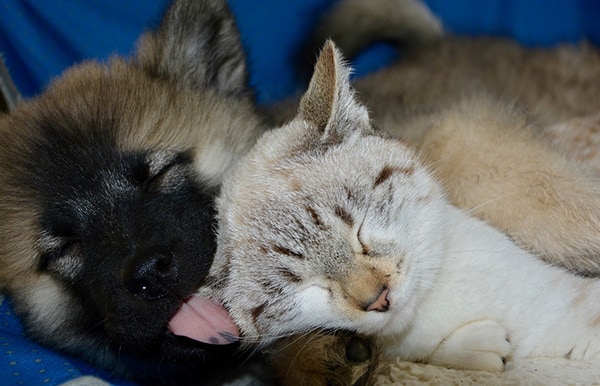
[217,1,600,383]
[266,23,600,386]
[271,0,600,278]
[198,41,600,383]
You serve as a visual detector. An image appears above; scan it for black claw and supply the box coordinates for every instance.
[218,331,239,344]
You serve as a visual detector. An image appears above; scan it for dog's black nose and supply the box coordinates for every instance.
[122,248,179,300]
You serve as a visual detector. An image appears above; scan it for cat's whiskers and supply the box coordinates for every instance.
[236,328,316,347]
[462,195,507,215]
[409,210,526,289]
[203,274,229,288]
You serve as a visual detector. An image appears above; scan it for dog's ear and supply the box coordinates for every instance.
[136,0,250,97]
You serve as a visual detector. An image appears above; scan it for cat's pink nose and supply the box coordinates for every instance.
[365,287,389,312]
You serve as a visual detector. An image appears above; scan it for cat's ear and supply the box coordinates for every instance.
[298,40,370,144]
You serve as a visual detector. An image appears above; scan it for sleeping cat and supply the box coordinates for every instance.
[260,1,600,382]
[199,41,600,379]
[264,0,600,278]
[310,0,600,277]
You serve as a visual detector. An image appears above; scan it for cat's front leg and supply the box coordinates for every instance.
[430,319,511,372]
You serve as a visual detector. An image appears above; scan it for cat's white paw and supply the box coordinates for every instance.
[430,319,511,372]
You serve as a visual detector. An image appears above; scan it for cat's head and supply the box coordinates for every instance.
[206,41,448,346]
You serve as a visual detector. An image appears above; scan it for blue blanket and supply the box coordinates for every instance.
[0,1,599,384]
[2,0,599,102]
[0,295,134,385]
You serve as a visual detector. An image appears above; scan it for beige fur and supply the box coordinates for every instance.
[351,40,600,275]
[545,113,600,173]
[354,38,600,132]
[417,101,600,273]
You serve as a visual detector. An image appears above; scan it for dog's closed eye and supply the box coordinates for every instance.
[37,205,83,275]
[38,234,82,279]
[134,150,194,192]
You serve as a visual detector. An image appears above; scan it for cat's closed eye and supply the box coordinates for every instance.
[272,244,304,259]
[357,222,371,256]
[332,202,373,256]
[334,205,354,227]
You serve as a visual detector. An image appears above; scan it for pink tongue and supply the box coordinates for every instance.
[168,296,239,345]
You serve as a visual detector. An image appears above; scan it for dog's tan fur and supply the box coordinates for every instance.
[0,56,263,292]
[270,331,380,386]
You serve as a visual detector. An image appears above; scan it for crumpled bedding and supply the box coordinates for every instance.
[376,357,600,385]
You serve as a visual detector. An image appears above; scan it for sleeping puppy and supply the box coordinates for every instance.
[0,0,266,381]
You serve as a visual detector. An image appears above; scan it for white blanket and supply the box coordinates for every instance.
[376,357,600,385]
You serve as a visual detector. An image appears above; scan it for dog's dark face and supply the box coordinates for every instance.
[0,0,265,379]
[19,119,219,359]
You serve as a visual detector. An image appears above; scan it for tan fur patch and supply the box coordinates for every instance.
[268,331,378,386]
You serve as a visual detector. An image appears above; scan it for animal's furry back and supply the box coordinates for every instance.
[318,0,600,274]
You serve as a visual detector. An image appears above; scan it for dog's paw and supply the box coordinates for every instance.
[430,319,511,372]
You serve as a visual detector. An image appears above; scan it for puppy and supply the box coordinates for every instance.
[0,0,266,381]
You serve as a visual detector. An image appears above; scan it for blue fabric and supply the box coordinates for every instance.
[0,295,134,385]
[0,1,599,385]
[3,1,599,102]
[230,0,600,103]
[0,0,169,99]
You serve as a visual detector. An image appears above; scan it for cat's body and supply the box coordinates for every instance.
[260,3,600,381]
[353,38,600,135]
[200,41,600,382]
[384,203,600,369]
[191,2,600,384]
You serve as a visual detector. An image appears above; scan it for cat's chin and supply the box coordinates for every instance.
[378,310,412,337]
[359,286,420,337]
